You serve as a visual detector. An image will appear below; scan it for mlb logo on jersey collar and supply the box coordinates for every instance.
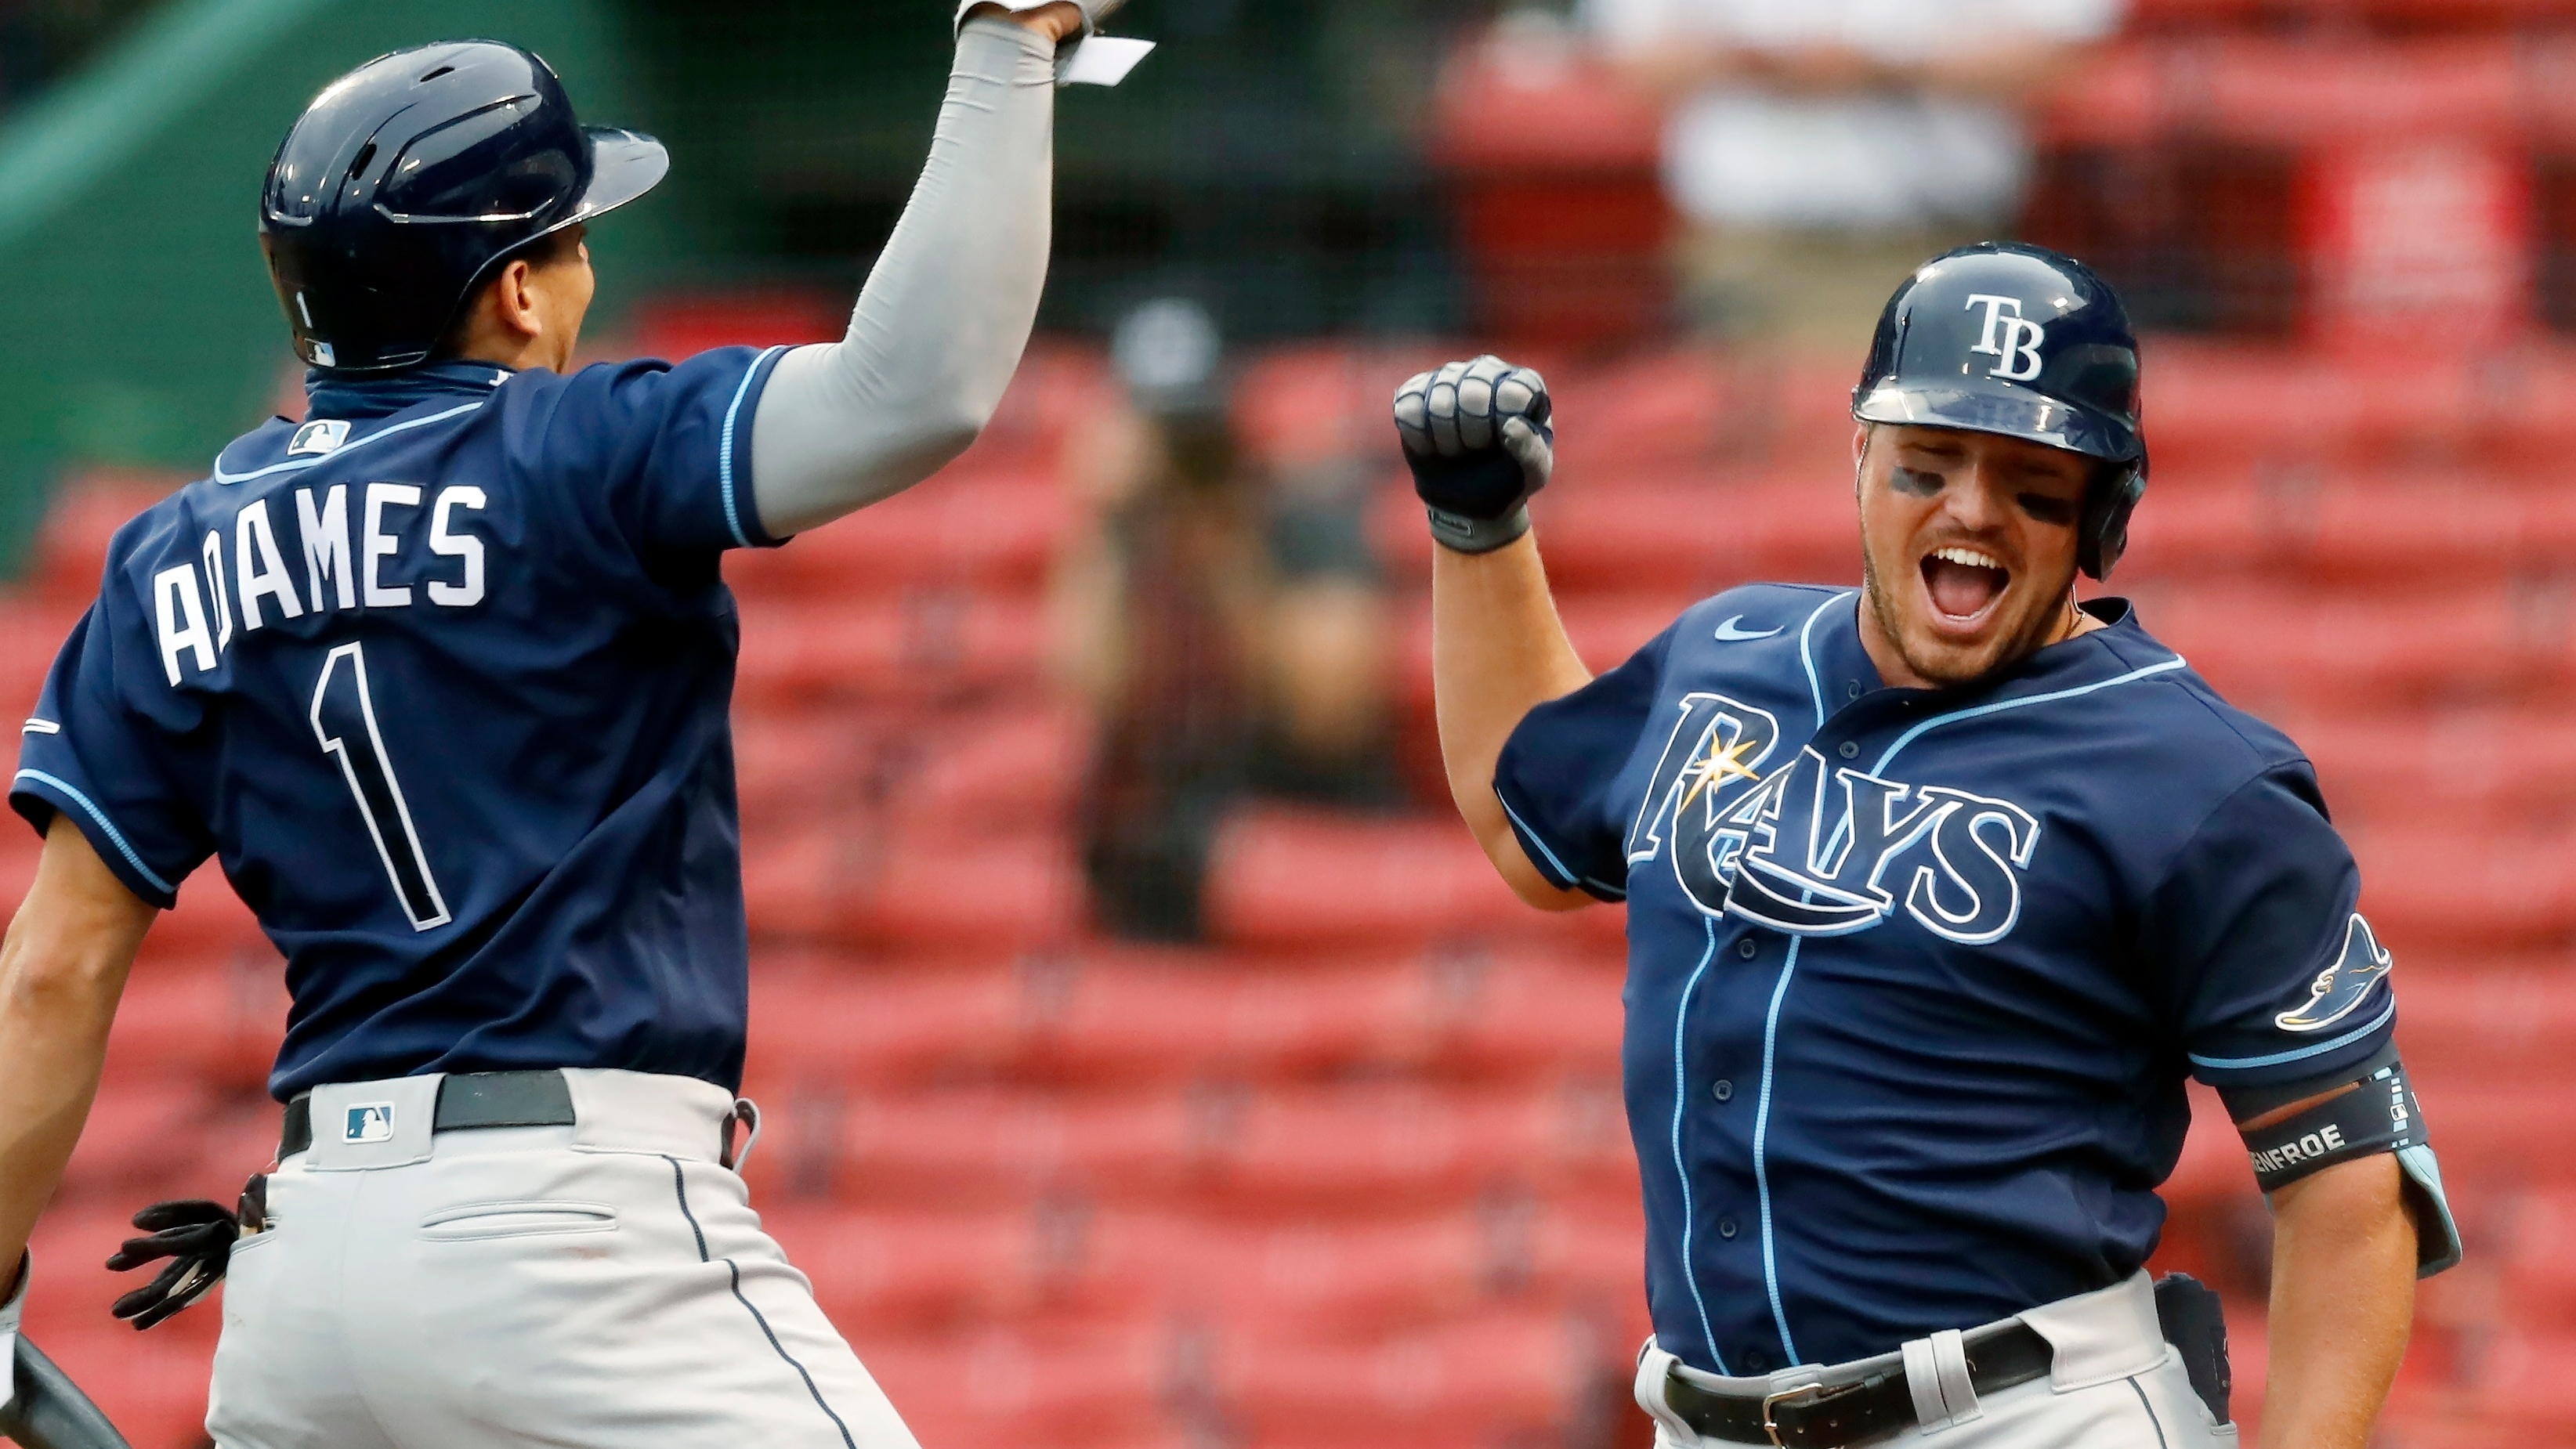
[288,419,350,456]
[343,1103,395,1144]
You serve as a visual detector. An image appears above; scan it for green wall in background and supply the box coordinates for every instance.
[0,0,682,573]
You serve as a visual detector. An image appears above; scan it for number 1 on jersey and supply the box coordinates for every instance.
[311,641,451,930]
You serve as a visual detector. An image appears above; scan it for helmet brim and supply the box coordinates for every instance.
[1852,382,2144,467]
[566,127,669,226]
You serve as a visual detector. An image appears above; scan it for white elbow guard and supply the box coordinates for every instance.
[954,1,1153,86]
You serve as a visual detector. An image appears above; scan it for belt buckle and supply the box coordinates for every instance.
[1759,1383,1822,1448]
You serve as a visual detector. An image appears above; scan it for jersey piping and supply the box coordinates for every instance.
[210,399,490,485]
[717,346,786,548]
[2187,998,2397,1071]
[1499,793,1623,899]
[1796,590,1854,727]
[1753,931,1806,1364]
[12,768,176,896]
[1670,918,1728,1373]
[1870,655,2190,775]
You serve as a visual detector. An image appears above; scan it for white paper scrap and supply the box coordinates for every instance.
[1059,35,1155,87]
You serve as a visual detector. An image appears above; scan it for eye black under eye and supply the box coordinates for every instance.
[1890,466,1945,497]
[2018,493,2079,525]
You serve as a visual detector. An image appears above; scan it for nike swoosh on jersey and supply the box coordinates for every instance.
[1712,616,1782,641]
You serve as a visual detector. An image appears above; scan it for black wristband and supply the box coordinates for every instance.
[2241,1060,2424,1192]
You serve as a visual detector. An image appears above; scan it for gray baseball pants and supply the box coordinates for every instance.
[1637,1273,2236,1449]
[204,1069,917,1449]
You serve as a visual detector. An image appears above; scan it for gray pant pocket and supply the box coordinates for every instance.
[417,1199,620,1241]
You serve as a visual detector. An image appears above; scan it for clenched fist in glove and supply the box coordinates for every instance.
[1393,356,1554,555]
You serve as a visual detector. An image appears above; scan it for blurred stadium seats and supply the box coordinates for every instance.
[10,1,2576,1447]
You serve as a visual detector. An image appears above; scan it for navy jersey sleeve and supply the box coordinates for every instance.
[515,345,793,567]
[1492,623,1678,902]
[2146,765,2395,1092]
[11,597,215,909]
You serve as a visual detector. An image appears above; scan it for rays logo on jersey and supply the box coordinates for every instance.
[1625,692,2042,945]
[2274,913,2392,1032]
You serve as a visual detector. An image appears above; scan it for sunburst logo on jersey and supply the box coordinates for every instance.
[1677,732,1764,812]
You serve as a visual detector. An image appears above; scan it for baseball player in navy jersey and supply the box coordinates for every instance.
[0,5,1142,1446]
[1396,244,2461,1449]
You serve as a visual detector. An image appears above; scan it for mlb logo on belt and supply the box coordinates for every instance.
[344,1103,395,1144]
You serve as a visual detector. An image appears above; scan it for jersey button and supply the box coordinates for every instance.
[1743,1348,1769,1373]
[1847,681,1864,699]
[1717,1217,1738,1239]
[1735,938,1759,959]
[1710,1079,1734,1102]
[1838,740,1861,759]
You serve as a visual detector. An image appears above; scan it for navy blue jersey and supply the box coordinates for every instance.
[13,351,791,1100]
[1496,584,2395,1373]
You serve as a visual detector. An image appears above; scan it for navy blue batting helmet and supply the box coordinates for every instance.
[1852,242,2147,580]
[259,40,668,373]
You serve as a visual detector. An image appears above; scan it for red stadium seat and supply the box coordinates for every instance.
[102,953,288,1090]
[747,955,1026,1085]
[2391,970,2576,1091]
[745,941,1625,1090]
[2296,707,2576,833]
[24,473,179,607]
[52,1080,218,1201]
[733,591,1044,708]
[722,464,1068,604]
[1233,341,1456,474]
[1214,1309,1621,1449]
[2492,1190,2576,1335]
[2343,826,2576,950]
[0,595,85,722]
[732,702,1083,837]
[2039,38,2524,149]
[750,1079,1631,1214]
[740,825,1080,949]
[1202,808,1532,949]
[2463,1330,2576,1437]
[845,1319,1173,1448]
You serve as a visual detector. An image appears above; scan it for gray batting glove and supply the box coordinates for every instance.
[1393,356,1554,554]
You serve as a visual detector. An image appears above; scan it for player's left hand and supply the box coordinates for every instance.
[1394,354,1554,554]
[105,1199,239,1330]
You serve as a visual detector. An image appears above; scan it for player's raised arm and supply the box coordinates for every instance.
[1395,358,1593,909]
[747,2,1114,537]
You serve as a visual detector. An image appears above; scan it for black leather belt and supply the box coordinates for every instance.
[279,1070,576,1158]
[1663,1321,2054,1447]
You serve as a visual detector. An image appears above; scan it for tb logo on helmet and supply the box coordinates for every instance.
[1964,294,2047,381]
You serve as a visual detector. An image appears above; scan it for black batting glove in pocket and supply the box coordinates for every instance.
[1392,355,1554,554]
[107,1198,241,1330]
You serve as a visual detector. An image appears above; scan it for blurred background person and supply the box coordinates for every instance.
[1582,0,2122,349]
[1055,298,1397,941]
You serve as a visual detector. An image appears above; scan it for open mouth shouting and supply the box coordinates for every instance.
[1919,544,2010,633]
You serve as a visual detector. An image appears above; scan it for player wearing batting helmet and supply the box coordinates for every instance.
[1397,243,2461,1449]
[0,4,1143,1445]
